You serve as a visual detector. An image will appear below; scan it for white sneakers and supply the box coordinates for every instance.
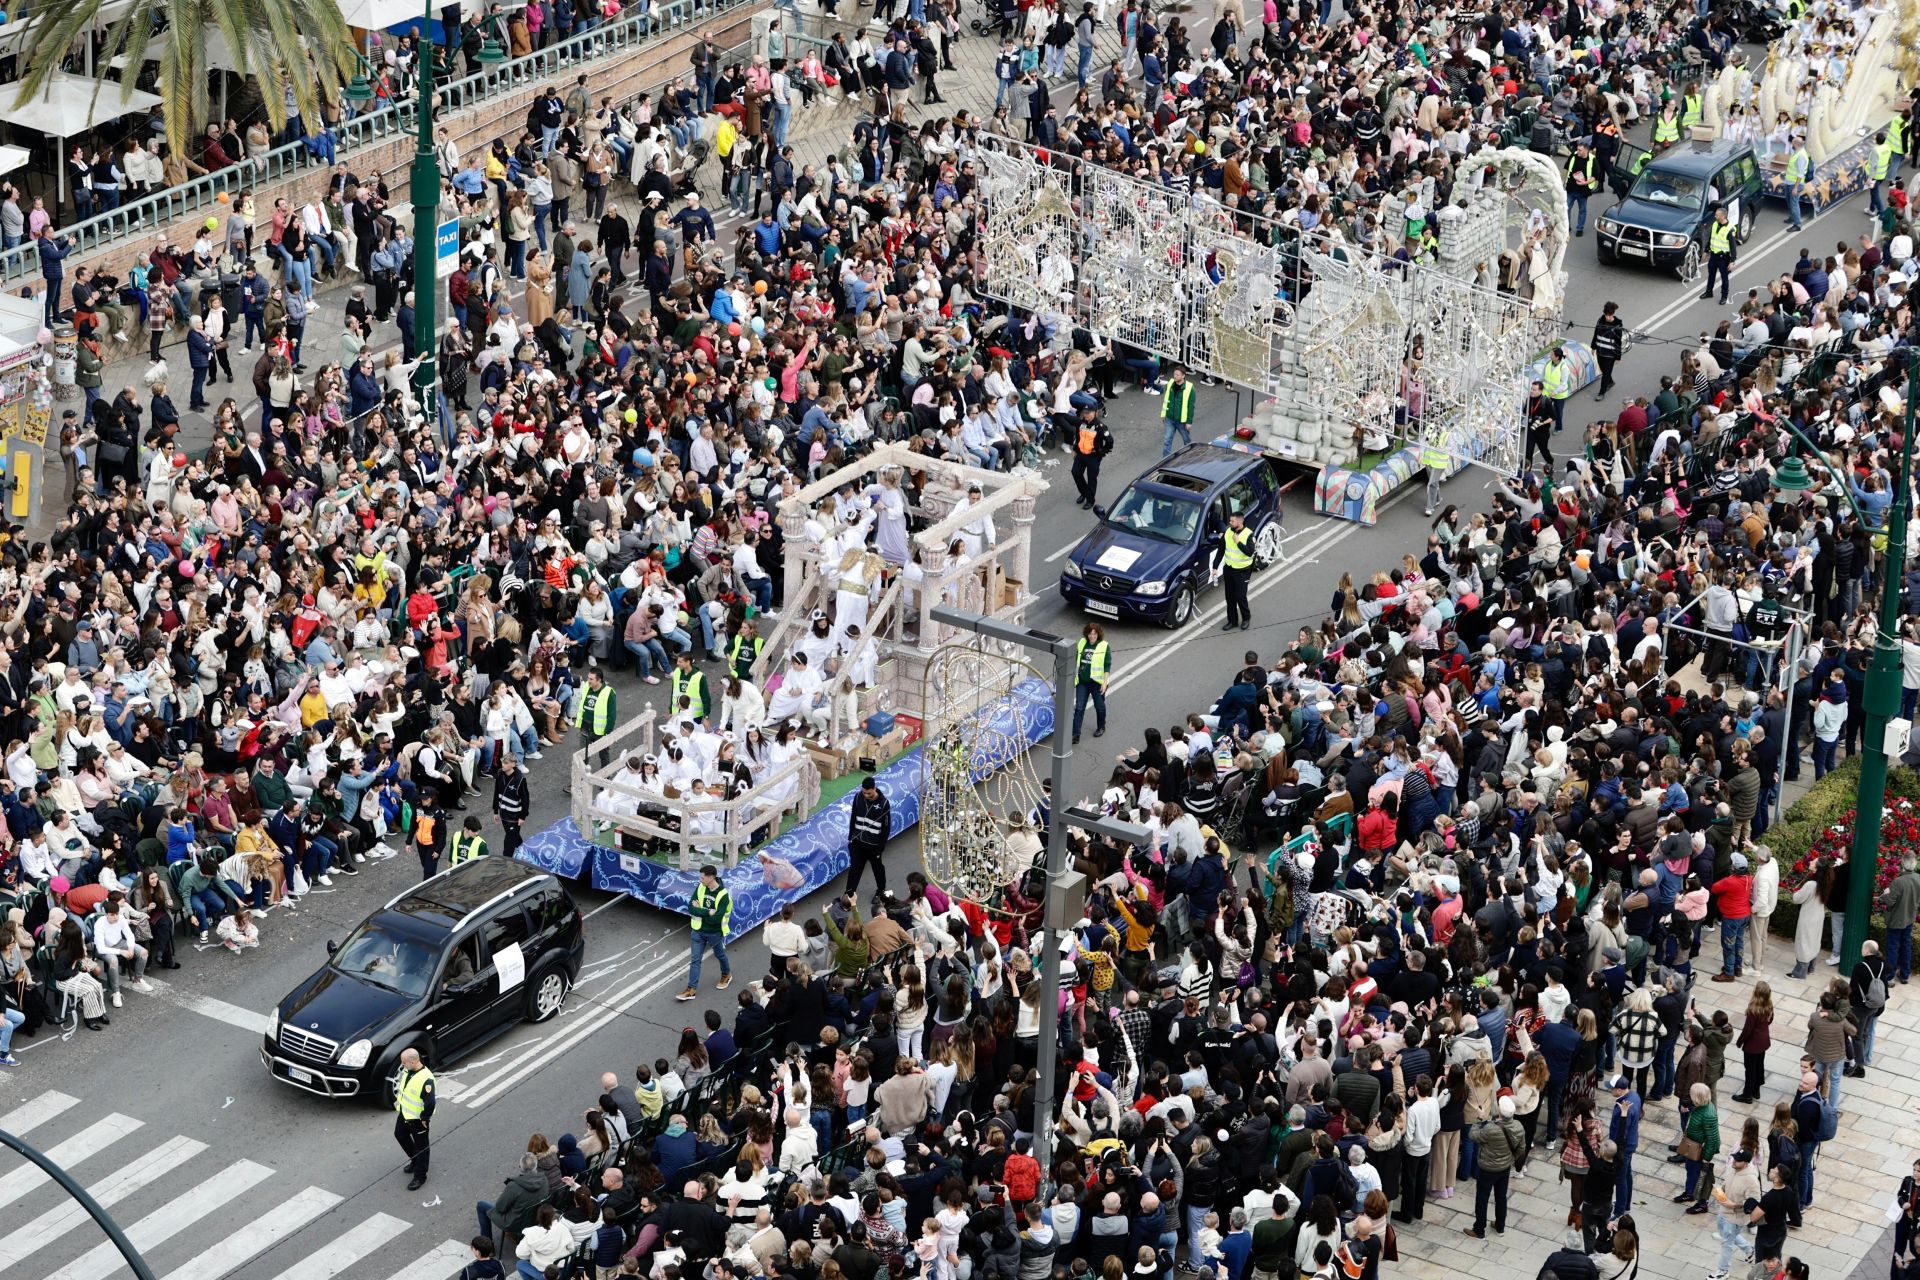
[132,979,154,994]
[353,852,366,863]
[317,874,335,887]
[111,992,123,1008]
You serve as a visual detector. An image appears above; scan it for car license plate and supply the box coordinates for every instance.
[1085,600,1119,617]
[1620,244,1646,256]
[287,1066,315,1084]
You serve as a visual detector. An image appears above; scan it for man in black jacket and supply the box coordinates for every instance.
[845,775,890,898]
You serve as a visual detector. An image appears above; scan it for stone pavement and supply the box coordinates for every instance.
[1384,932,1916,1280]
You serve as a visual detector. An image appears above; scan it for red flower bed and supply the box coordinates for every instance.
[1781,796,1916,897]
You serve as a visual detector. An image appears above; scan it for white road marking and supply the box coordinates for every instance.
[1630,198,1850,337]
[368,1238,477,1280]
[47,1159,274,1280]
[0,1090,78,1136]
[262,1214,413,1280]
[1104,485,1419,696]
[144,977,273,1035]
[459,949,689,1107]
[157,1184,342,1280]
[0,1114,141,1211]
[582,895,630,921]
[1045,541,1077,564]
[0,1136,208,1274]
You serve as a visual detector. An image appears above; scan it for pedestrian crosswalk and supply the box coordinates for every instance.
[0,1091,474,1280]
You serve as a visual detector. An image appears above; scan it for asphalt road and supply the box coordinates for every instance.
[0,165,1876,1280]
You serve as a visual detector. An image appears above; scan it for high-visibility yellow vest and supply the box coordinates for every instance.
[395,1066,435,1119]
[1787,149,1810,183]
[1075,637,1111,684]
[1710,221,1734,253]
[1872,140,1895,181]
[1160,379,1195,425]
[671,667,709,718]
[1541,360,1572,400]
[448,831,487,864]
[1420,432,1449,469]
[1891,116,1907,153]
[575,685,614,734]
[728,633,762,679]
[1223,526,1254,570]
[1653,114,1680,144]
[1681,94,1702,127]
[1566,154,1595,187]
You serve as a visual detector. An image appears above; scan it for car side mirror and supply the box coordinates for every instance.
[325,939,338,957]
[1092,505,1106,521]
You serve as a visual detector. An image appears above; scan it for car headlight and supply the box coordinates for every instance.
[1062,560,1082,579]
[1597,218,1618,233]
[1658,233,1688,248]
[267,1006,280,1038]
[1136,580,1166,597]
[337,1039,373,1069]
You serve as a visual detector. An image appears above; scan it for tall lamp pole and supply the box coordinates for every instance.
[410,0,442,427]
[928,607,1146,1183]
[1842,354,1919,970]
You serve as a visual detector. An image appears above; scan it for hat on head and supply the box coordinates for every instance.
[1605,1074,1629,1090]
[1731,852,1750,872]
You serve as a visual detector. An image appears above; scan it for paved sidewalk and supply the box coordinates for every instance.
[1386,935,1915,1280]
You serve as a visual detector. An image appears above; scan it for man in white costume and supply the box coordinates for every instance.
[766,651,830,735]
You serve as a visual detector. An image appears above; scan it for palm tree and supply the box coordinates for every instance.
[14,0,357,179]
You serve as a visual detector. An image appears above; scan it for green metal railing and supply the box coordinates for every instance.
[0,0,749,283]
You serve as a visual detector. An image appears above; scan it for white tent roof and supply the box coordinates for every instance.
[0,71,160,137]
[337,0,445,29]
[0,146,30,178]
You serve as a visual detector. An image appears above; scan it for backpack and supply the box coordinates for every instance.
[1815,1092,1839,1142]
[1864,962,1889,1013]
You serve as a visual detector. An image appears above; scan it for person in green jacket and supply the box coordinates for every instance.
[179,852,242,941]
[252,758,294,813]
[822,894,870,978]
[1677,1081,1720,1210]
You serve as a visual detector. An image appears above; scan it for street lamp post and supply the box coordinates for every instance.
[410,0,443,427]
[1841,356,1919,969]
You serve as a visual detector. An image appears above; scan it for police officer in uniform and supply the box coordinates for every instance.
[1071,621,1111,744]
[1071,403,1115,509]
[1221,510,1254,632]
[1565,140,1597,237]
[393,1046,436,1190]
[845,774,891,897]
[1700,205,1737,305]
[574,668,617,753]
[492,753,529,858]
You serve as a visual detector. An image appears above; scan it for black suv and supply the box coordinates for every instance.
[262,858,586,1102]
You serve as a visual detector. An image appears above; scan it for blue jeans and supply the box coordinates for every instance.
[1652,1033,1679,1098]
[1077,43,1093,84]
[744,577,774,613]
[1890,924,1913,981]
[1798,1141,1818,1207]
[302,838,338,881]
[1567,190,1588,233]
[1161,417,1191,455]
[1613,1155,1635,1217]
[1787,183,1805,226]
[1720,915,1747,975]
[476,1200,496,1238]
[771,100,791,148]
[1813,737,1838,778]
[1813,1058,1845,1112]
[625,636,670,677]
[1072,681,1106,738]
[1683,1156,1705,1199]
[532,205,550,251]
[1856,1012,1877,1066]
[0,1005,22,1054]
[687,928,730,986]
[226,876,268,911]
[1184,1204,1208,1268]
[1716,1214,1751,1270]
[189,888,228,931]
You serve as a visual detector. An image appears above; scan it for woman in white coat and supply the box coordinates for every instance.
[515,1205,592,1276]
[719,676,766,734]
[1749,844,1780,967]
[1790,869,1828,979]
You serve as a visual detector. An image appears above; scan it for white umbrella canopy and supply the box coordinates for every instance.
[0,70,160,135]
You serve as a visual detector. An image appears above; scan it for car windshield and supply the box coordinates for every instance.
[1628,168,1705,208]
[332,922,440,998]
[1105,487,1203,543]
